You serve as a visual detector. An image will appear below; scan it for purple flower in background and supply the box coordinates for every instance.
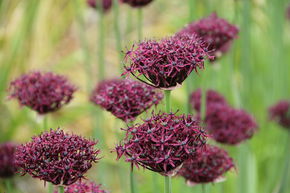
[190,88,228,113]
[179,13,239,61]
[269,100,290,129]
[90,78,163,122]
[286,4,290,20]
[15,129,100,185]
[0,142,16,178]
[121,0,153,8]
[116,112,207,175]
[123,35,212,89]
[9,71,76,114]
[54,180,109,193]
[87,0,112,12]
[205,104,257,145]
[178,144,234,184]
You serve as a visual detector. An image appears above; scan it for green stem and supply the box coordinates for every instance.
[43,116,48,131]
[130,165,136,193]
[164,90,171,113]
[277,133,290,193]
[137,8,143,41]
[113,0,123,73]
[5,179,12,193]
[188,0,195,21]
[48,183,53,193]
[126,9,133,35]
[58,186,64,193]
[98,6,105,80]
[164,176,172,193]
[152,173,158,193]
[202,184,206,193]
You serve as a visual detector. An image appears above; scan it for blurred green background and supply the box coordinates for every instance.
[0,0,289,193]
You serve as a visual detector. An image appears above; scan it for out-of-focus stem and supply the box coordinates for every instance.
[137,8,143,41]
[164,176,172,193]
[113,0,123,73]
[58,186,64,193]
[5,179,12,193]
[164,90,171,113]
[98,6,105,80]
[130,165,136,193]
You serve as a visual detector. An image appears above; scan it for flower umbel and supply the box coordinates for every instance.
[179,12,239,60]
[0,142,16,178]
[15,129,100,185]
[116,112,207,175]
[178,144,234,184]
[269,100,290,129]
[9,71,76,114]
[55,180,109,193]
[121,0,153,8]
[123,35,211,89]
[90,79,163,122]
[205,104,257,145]
[87,0,112,12]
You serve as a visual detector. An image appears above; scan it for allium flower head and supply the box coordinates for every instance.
[90,79,163,122]
[55,180,109,193]
[116,112,207,175]
[0,142,16,178]
[286,4,290,20]
[269,100,290,129]
[205,104,257,145]
[123,35,212,89]
[190,88,228,112]
[178,144,234,184]
[9,71,76,114]
[179,13,239,60]
[15,129,100,185]
[121,0,153,8]
[87,0,112,12]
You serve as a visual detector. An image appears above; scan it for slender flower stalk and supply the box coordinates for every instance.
[58,186,64,193]
[97,6,105,80]
[137,8,143,41]
[130,165,136,193]
[113,0,123,73]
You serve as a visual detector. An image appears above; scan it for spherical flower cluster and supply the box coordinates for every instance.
[123,34,212,89]
[87,0,112,12]
[179,13,239,60]
[190,88,227,113]
[9,71,76,114]
[269,100,290,129]
[116,112,207,175]
[286,4,290,20]
[55,180,109,193]
[15,129,100,185]
[0,142,16,178]
[205,104,257,145]
[90,79,163,122]
[121,0,153,8]
[178,144,234,184]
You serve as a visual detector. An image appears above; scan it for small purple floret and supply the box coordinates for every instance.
[9,71,76,114]
[90,79,163,122]
[54,180,109,193]
[116,112,207,175]
[15,129,100,185]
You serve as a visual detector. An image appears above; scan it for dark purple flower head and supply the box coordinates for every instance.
[90,79,163,122]
[15,129,100,186]
[205,104,257,145]
[190,88,228,112]
[87,0,112,12]
[178,144,234,184]
[116,112,207,175]
[121,0,153,8]
[123,35,212,89]
[0,142,16,178]
[9,71,77,114]
[286,4,290,20]
[54,180,109,193]
[179,12,239,61]
[269,100,290,129]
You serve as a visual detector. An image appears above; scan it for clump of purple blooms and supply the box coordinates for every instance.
[116,112,207,175]
[90,79,163,122]
[190,88,228,113]
[121,0,153,7]
[9,71,76,114]
[190,89,257,145]
[179,12,239,60]
[269,100,290,129]
[286,4,290,20]
[15,129,100,185]
[0,142,16,178]
[54,180,109,193]
[205,104,257,145]
[178,144,234,184]
[123,34,212,89]
[87,0,112,12]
